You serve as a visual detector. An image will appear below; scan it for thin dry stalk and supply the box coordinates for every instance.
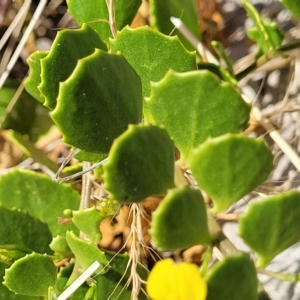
[0,0,31,51]
[0,0,48,89]
[252,106,300,173]
[106,0,117,38]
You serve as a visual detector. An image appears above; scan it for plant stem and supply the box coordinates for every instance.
[106,0,117,38]
[79,162,92,210]
[258,269,300,282]
[128,203,143,300]
[79,162,92,241]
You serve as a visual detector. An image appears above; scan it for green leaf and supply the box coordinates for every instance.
[205,253,257,300]
[189,134,273,212]
[0,206,52,299]
[247,23,283,54]
[239,190,300,267]
[149,0,200,50]
[24,51,48,103]
[113,0,142,29]
[96,251,148,300]
[74,150,107,163]
[0,83,37,135]
[51,49,143,154]
[280,0,300,19]
[72,207,106,244]
[49,235,73,259]
[242,0,283,54]
[39,23,107,110]
[67,0,142,43]
[0,169,80,236]
[3,253,56,297]
[110,26,197,96]
[0,244,31,266]
[0,206,52,256]
[145,70,250,160]
[0,264,35,300]
[150,186,211,251]
[66,231,108,274]
[103,124,175,203]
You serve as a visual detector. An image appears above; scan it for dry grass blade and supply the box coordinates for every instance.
[0,0,48,89]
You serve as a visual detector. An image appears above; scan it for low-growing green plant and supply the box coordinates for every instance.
[1,0,300,299]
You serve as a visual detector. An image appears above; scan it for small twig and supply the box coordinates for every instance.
[79,162,93,240]
[54,148,81,181]
[0,1,28,74]
[80,162,92,210]
[56,157,109,183]
[252,106,300,172]
[216,212,241,222]
[106,0,117,38]
[0,0,31,51]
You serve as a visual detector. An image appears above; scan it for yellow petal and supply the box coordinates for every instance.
[147,258,174,300]
[175,262,207,300]
[146,259,207,300]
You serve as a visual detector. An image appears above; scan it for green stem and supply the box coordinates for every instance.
[258,269,300,282]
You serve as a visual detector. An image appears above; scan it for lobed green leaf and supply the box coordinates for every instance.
[66,231,108,274]
[110,26,197,97]
[103,124,175,203]
[189,134,274,212]
[51,49,143,154]
[49,235,73,259]
[150,186,211,251]
[67,0,142,43]
[0,207,52,255]
[3,253,56,297]
[39,23,107,110]
[0,169,80,236]
[145,70,251,160]
[243,0,283,54]
[205,253,257,300]
[24,51,48,103]
[72,207,106,244]
[239,190,300,267]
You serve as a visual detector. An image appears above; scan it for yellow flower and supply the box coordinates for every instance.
[146,258,207,300]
